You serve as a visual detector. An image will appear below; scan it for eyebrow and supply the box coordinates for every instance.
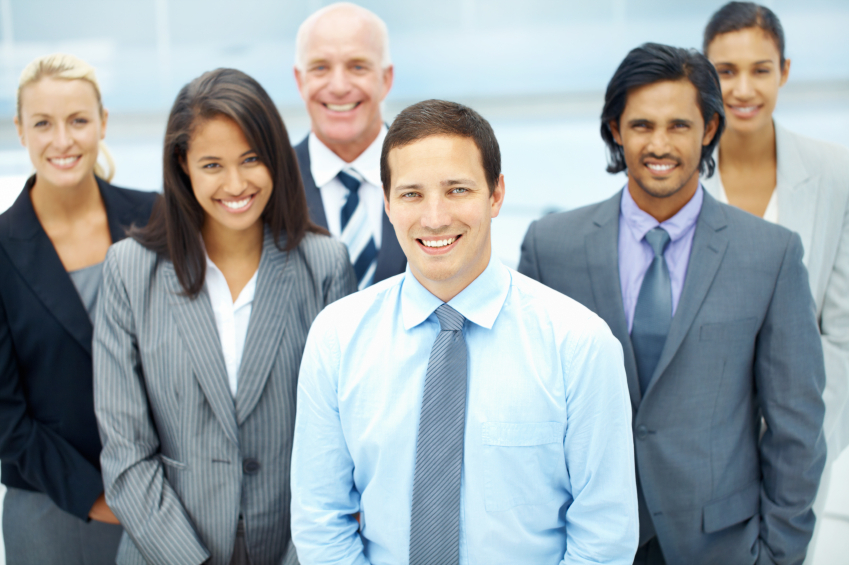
[197,149,256,162]
[442,178,476,187]
[714,59,774,66]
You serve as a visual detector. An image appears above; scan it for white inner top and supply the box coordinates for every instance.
[714,175,779,224]
[308,126,387,248]
[204,256,258,397]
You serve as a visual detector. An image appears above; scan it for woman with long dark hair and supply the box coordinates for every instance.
[702,3,849,561]
[0,53,156,564]
[93,68,356,565]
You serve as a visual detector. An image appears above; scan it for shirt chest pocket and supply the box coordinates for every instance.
[481,422,563,512]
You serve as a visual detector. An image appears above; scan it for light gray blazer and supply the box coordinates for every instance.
[519,190,826,565]
[94,229,356,565]
[703,123,849,456]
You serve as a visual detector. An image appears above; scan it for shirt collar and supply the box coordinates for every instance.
[308,125,387,189]
[620,183,704,243]
[401,253,511,331]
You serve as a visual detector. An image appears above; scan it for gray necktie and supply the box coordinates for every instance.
[631,227,672,395]
[409,304,467,565]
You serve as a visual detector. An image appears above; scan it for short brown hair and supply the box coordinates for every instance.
[380,99,501,196]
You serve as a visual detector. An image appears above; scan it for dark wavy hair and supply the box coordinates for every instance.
[704,2,786,68]
[600,43,726,178]
[131,68,323,296]
[380,99,501,196]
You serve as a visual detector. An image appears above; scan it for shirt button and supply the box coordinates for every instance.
[243,458,261,475]
[636,425,648,440]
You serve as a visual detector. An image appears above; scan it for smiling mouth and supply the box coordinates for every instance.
[218,194,256,211]
[324,102,360,112]
[728,104,761,117]
[48,156,81,168]
[645,162,677,174]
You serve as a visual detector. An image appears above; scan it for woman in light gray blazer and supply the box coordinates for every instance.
[703,3,849,561]
[93,68,357,565]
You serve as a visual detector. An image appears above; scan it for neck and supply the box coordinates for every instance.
[316,119,382,163]
[628,171,699,223]
[30,172,104,223]
[202,220,264,268]
[719,121,777,170]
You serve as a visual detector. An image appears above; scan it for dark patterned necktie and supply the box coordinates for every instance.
[409,304,467,565]
[337,170,378,289]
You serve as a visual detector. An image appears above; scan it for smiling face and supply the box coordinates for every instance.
[295,8,393,162]
[183,115,273,239]
[610,79,718,221]
[15,77,107,190]
[385,135,505,302]
[707,27,789,136]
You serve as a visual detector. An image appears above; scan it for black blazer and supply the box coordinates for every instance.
[294,135,406,284]
[0,175,157,520]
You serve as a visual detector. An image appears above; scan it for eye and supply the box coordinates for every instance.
[755,68,771,75]
[34,120,48,128]
[72,117,89,125]
[717,69,733,76]
[202,162,221,170]
[671,123,689,130]
[450,187,468,194]
[400,191,419,199]
[243,155,259,164]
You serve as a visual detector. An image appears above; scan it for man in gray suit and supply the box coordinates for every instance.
[518,43,826,565]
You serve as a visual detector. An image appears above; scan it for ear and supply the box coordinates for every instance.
[380,65,395,101]
[100,108,109,140]
[294,65,306,101]
[13,116,25,147]
[490,174,506,219]
[609,120,623,146]
[703,113,720,146]
[779,58,791,88]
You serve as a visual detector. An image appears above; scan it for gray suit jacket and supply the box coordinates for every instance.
[703,123,849,457]
[94,230,356,565]
[518,190,826,565]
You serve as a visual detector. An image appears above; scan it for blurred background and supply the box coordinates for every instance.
[0,0,847,562]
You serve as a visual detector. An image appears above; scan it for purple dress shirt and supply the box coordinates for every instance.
[618,185,704,333]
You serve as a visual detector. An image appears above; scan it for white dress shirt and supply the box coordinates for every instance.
[204,256,258,397]
[308,127,387,249]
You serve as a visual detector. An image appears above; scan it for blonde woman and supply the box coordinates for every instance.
[0,54,156,564]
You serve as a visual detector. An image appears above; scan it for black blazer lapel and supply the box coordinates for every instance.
[644,191,729,398]
[585,192,640,409]
[1,179,93,356]
[295,136,329,230]
[234,229,294,424]
[163,263,239,445]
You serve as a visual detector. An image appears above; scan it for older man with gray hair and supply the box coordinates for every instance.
[293,2,406,289]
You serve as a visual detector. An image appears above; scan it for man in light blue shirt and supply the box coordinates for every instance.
[291,99,639,565]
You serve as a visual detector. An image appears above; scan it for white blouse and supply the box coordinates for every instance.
[204,257,258,397]
[713,175,779,224]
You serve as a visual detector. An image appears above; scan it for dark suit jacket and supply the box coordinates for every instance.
[294,135,406,283]
[518,189,826,565]
[0,175,156,520]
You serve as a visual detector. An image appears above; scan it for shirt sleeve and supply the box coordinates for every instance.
[560,320,639,565]
[290,309,370,565]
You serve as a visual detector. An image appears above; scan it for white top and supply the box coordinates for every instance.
[308,126,387,248]
[204,256,258,397]
[713,173,779,224]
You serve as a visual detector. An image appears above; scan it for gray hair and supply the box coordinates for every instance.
[295,2,391,70]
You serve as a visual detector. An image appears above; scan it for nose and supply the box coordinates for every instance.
[224,166,248,195]
[420,194,452,230]
[52,123,72,150]
[646,128,672,157]
[732,73,755,100]
[327,66,352,97]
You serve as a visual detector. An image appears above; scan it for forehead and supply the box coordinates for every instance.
[622,79,702,122]
[20,77,99,114]
[303,12,382,63]
[707,27,781,64]
[188,116,249,153]
[389,135,485,183]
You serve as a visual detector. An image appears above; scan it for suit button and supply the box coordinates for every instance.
[243,458,261,475]
[636,425,648,440]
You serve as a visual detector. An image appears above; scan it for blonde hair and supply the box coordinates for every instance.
[17,53,115,182]
[295,2,391,70]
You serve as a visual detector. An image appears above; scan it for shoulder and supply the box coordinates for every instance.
[296,231,349,270]
[100,180,159,224]
[531,198,613,237]
[715,197,795,243]
[310,272,402,333]
[781,127,849,178]
[104,237,159,280]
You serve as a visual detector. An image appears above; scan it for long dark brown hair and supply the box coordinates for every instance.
[132,68,323,297]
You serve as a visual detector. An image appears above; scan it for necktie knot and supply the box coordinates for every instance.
[645,227,671,258]
[435,304,465,331]
[337,169,361,193]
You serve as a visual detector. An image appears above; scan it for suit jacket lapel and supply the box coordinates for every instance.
[585,192,641,409]
[234,229,294,424]
[163,262,239,445]
[644,192,729,398]
[295,136,329,230]
[775,123,817,266]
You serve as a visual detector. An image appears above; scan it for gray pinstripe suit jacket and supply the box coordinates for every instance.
[93,229,356,565]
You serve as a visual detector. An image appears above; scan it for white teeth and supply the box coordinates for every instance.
[421,237,456,248]
[221,197,251,209]
[326,102,358,111]
[50,156,79,166]
[733,106,758,113]
[647,163,675,171]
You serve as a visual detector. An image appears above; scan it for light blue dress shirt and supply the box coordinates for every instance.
[291,255,639,565]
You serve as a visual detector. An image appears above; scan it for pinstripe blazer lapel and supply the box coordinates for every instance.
[235,229,295,424]
[162,261,239,445]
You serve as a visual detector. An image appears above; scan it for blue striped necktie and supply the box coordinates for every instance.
[337,170,378,289]
[409,304,467,565]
